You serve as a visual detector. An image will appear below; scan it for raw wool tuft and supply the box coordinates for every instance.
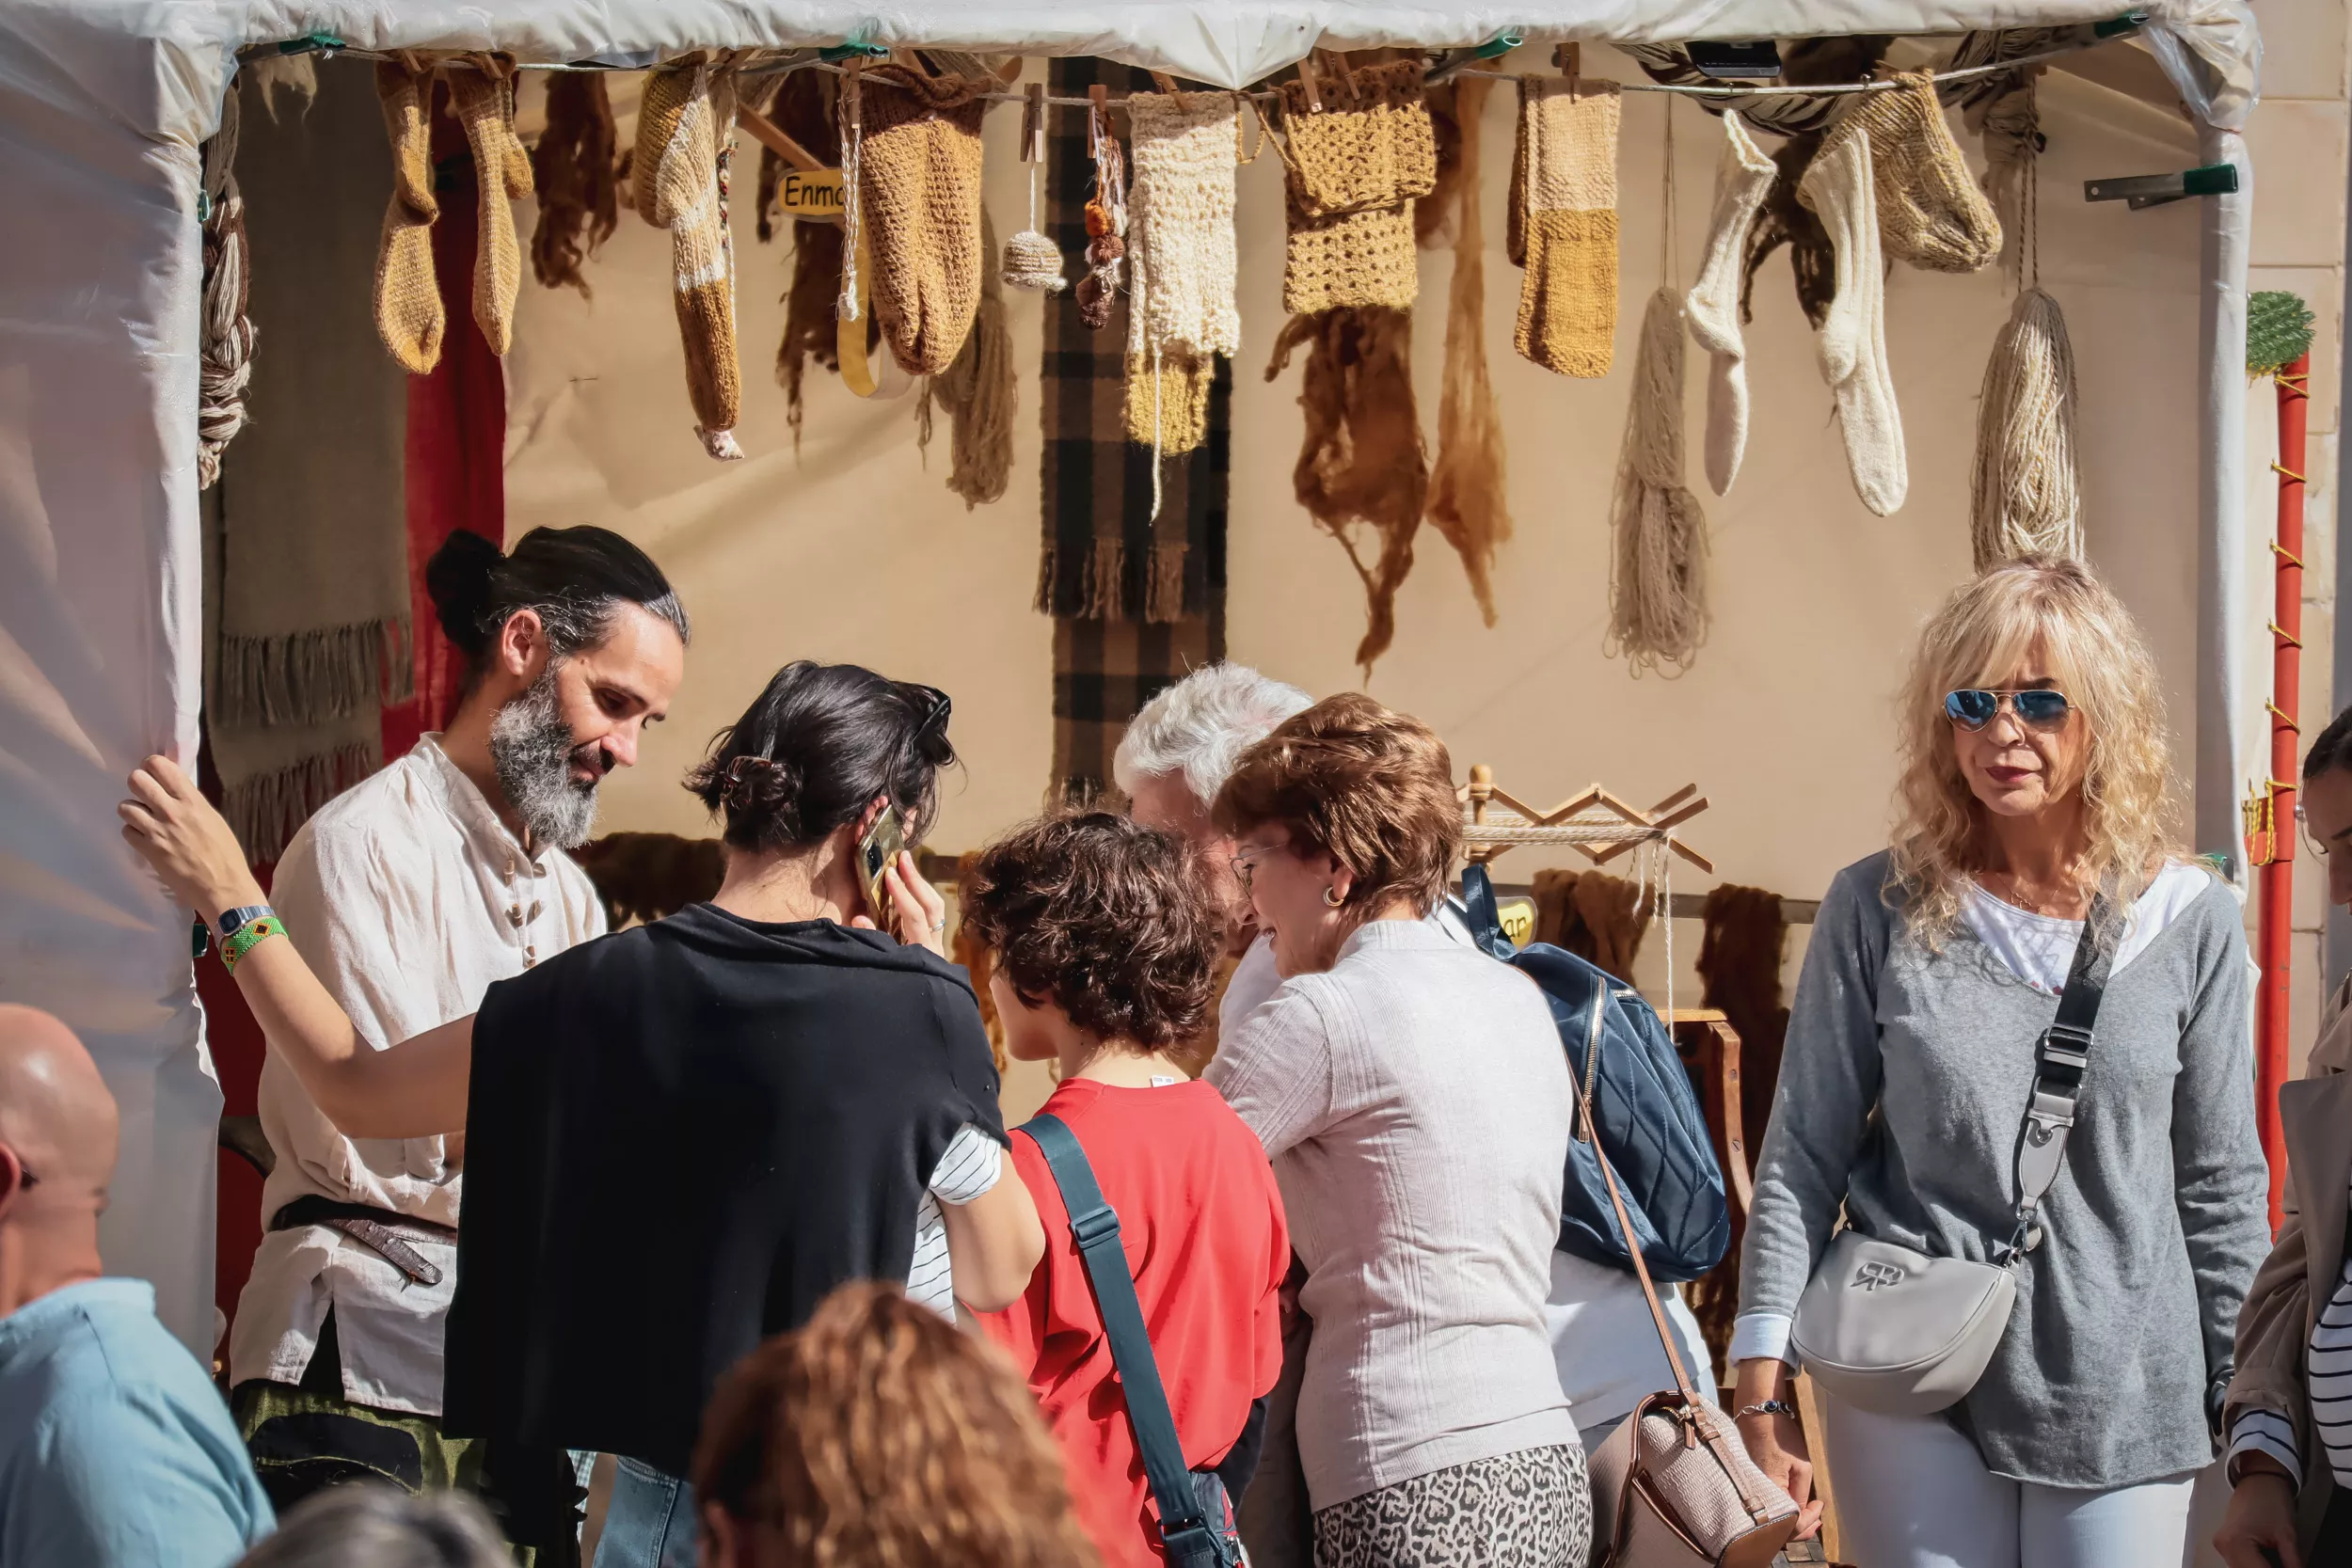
[1266,307,1429,675]
[1970,288,2082,568]
[1827,71,2000,274]
[1512,77,1620,378]
[1740,129,1836,329]
[1532,867,1653,978]
[918,211,1017,508]
[1684,112,1775,497]
[372,56,444,374]
[1274,60,1438,314]
[449,57,534,356]
[1609,288,1710,673]
[844,66,990,375]
[1798,128,1908,515]
[638,56,745,460]
[759,71,844,451]
[246,53,319,121]
[1074,123,1128,330]
[1422,75,1510,625]
[198,85,254,488]
[530,71,619,296]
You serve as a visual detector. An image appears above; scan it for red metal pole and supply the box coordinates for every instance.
[2257,350,2310,1235]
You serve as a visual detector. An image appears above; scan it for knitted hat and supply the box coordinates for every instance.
[848,67,988,375]
[637,58,744,460]
[372,57,443,374]
[1276,61,1438,314]
[1513,78,1620,378]
[1823,71,2001,274]
[1124,90,1243,360]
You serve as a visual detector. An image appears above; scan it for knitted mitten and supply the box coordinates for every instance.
[638,59,744,460]
[450,60,533,356]
[850,68,988,375]
[373,58,443,374]
[1514,79,1620,378]
[1833,71,2000,274]
[1125,91,1243,360]
[1277,62,1438,314]
[1799,130,1908,515]
[1684,112,1776,496]
[1124,348,1215,454]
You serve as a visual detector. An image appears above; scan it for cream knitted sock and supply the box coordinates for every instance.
[1800,130,1907,516]
[1684,112,1775,496]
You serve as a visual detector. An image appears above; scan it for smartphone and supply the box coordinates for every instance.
[857,805,906,930]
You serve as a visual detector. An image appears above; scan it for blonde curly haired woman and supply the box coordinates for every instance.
[1730,558,2269,1568]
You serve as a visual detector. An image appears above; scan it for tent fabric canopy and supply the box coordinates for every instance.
[0,0,2260,1358]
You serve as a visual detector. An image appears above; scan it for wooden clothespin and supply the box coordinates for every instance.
[1316,48,1353,103]
[1088,82,1109,151]
[1150,70,1191,109]
[737,103,827,173]
[1297,54,1324,111]
[1555,41,1582,94]
[1021,81,1046,163]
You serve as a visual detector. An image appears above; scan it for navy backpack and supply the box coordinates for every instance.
[1460,863,1730,1283]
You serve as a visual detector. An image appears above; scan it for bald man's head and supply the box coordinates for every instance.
[0,1007,117,1310]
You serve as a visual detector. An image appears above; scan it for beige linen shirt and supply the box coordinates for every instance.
[230,736,606,1415]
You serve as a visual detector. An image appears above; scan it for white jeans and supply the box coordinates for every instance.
[1820,1398,2198,1568]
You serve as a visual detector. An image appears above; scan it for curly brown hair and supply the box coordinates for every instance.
[957,813,1220,1049]
[691,1282,1101,1568]
[1213,693,1461,916]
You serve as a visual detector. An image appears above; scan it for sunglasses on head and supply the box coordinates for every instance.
[1945,689,2073,732]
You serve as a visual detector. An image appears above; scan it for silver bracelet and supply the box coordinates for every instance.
[1736,1399,1800,1422]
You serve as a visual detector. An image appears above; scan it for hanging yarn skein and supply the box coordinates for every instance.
[198,82,255,488]
[1970,83,2081,567]
[1610,103,1708,674]
[1422,75,1510,624]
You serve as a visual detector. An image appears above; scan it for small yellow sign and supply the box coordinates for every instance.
[1498,898,1536,949]
[779,166,847,223]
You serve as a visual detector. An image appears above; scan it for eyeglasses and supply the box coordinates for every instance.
[1230,847,1275,893]
[1945,689,2073,733]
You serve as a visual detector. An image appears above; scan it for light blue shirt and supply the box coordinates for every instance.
[0,1278,273,1568]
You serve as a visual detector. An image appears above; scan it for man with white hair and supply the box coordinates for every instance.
[1113,662,1314,1037]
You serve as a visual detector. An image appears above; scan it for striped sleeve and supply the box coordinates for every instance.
[903,1125,1007,1321]
[2229,1409,2303,1489]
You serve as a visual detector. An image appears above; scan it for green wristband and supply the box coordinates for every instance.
[219,915,284,974]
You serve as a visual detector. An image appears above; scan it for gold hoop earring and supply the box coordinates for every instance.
[1323,886,1344,908]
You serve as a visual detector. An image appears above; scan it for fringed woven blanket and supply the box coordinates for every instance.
[1041,58,1227,802]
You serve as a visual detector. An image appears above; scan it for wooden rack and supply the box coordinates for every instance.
[1459,763,1714,873]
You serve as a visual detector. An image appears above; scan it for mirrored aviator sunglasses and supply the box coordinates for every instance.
[1945,688,2073,732]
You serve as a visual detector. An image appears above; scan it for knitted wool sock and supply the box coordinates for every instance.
[852,68,988,375]
[1799,130,1907,515]
[1684,112,1776,496]
[1125,91,1242,360]
[450,61,533,356]
[1514,79,1620,378]
[1836,71,2001,274]
[638,59,744,459]
[373,58,443,374]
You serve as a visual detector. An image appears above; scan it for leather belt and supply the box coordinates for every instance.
[271,1196,455,1288]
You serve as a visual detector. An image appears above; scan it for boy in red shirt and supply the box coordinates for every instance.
[962,813,1290,1568]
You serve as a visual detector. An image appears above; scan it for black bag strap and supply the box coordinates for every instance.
[2008,896,2114,1255]
[1021,1114,1219,1555]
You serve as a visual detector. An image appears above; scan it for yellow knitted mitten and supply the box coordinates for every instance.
[373,58,443,374]
[851,68,988,376]
[638,59,744,460]
[1514,79,1620,379]
[1123,349,1215,454]
[450,59,533,356]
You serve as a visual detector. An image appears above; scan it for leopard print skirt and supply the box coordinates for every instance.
[1311,1444,1591,1568]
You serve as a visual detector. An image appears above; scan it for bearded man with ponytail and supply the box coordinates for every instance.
[227,527,689,1537]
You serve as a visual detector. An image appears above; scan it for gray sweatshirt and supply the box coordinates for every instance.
[1740,850,2270,1486]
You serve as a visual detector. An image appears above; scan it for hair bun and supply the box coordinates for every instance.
[721,754,803,838]
[424,531,505,657]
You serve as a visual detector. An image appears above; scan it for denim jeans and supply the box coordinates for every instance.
[592,1457,698,1568]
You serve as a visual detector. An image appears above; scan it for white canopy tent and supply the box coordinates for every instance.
[0,0,2262,1354]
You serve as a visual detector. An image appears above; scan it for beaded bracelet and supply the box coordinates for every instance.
[219,915,285,974]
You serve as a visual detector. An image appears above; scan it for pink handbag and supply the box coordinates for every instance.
[1581,1073,1800,1568]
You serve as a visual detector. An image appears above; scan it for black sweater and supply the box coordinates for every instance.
[443,902,1006,1478]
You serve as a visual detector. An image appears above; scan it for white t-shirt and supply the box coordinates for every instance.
[1546,1250,1717,1433]
[906,1125,1005,1319]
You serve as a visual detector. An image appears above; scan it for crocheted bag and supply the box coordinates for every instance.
[1276,61,1438,314]
[849,67,989,375]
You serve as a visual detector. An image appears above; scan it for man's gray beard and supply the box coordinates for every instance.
[487,670,600,849]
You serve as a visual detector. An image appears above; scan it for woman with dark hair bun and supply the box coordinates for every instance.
[119,661,1041,1568]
